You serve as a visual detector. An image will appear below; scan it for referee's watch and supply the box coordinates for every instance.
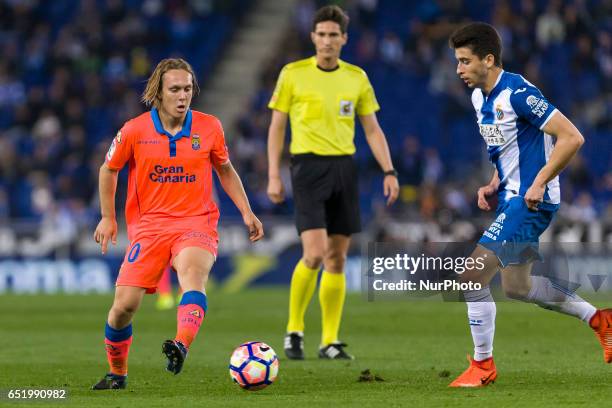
[383,169,398,178]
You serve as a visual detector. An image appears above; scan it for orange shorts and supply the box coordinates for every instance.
[116,216,219,294]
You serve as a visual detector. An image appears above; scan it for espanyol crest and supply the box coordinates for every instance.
[495,105,504,120]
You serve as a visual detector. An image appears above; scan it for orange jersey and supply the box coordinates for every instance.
[105,108,229,231]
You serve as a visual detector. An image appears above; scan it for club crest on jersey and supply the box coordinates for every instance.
[188,309,202,318]
[339,100,354,117]
[495,105,504,120]
[191,134,200,150]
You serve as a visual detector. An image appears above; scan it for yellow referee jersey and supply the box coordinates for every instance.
[268,56,380,156]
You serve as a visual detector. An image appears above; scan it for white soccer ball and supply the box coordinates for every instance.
[229,341,279,391]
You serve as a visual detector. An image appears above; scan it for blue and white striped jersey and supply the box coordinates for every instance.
[472,70,560,210]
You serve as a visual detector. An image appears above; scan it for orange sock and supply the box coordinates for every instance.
[105,338,132,376]
[104,323,133,376]
[175,291,207,349]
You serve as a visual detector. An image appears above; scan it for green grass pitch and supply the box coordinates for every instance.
[1,288,610,407]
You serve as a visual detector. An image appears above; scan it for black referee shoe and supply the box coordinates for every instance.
[284,332,304,360]
[91,373,127,390]
[318,342,354,360]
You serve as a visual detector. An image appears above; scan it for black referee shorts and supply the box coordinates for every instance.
[290,153,361,236]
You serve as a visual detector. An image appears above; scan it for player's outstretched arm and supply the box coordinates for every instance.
[214,161,264,242]
[477,170,500,211]
[267,110,288,204]
[94,163,119,254]
[524,112,584,210]
[359,113,399,206]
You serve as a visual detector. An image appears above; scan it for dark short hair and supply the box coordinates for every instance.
[312,5,349,33]
[449,22,503,67]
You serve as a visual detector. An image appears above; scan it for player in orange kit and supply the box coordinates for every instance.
[156,266,178,310]
[92,58,263,390]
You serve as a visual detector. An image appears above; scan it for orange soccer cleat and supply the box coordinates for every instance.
[589,309,612,363]
[449,355,497,388]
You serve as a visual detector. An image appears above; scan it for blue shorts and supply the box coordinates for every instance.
[478,196,558,266]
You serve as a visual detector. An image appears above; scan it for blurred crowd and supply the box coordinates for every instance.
[0,0,610,252]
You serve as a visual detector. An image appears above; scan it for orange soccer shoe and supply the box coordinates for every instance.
[449,355,497,388]
[589,309,612,363]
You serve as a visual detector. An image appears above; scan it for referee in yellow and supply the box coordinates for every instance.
[267,5,399,360]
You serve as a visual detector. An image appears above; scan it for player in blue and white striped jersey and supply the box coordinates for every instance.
[446,22,612,388]
[471,70,560,211]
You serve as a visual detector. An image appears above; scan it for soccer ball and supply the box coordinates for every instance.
[229,341,279,391]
